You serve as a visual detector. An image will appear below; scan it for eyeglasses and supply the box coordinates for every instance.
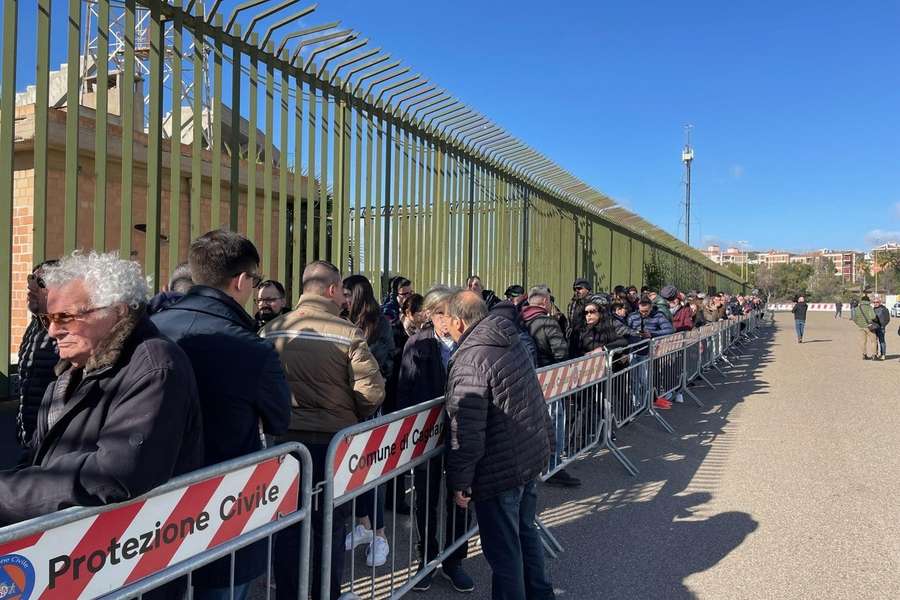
[397,290,413,298]
[38,306,110,329]
[27,273,46,289]
[258,296,284,304]
[584,309,599,314]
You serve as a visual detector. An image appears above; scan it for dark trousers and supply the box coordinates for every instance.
[474,480,555,600]
[414,457,469,569]
[875,328,887,356]
[273,436,348,600]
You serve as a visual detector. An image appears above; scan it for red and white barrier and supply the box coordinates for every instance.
[0,455,300,600]
[536,350,607,401]
[331,403,444,500]
[767,303,842,312]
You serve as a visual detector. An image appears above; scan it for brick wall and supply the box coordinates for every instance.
[9,106,296,358]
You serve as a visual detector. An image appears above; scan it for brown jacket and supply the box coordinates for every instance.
[260,294,384,434]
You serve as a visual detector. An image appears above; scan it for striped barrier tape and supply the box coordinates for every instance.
[767,303,842,311]
[0,454,300,600]
[536,350,607,401]
[330,403,444,501]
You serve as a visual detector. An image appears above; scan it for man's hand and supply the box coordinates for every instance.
[454,490,471,509]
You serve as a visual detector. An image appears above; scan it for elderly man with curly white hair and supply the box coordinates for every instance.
[0,251,203,526]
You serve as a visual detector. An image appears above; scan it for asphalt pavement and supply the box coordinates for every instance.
[396,312,900,600]
[3,312,896,599]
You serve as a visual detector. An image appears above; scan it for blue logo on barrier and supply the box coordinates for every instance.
[0,554,35,600]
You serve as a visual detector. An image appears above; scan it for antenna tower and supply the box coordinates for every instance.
[81,0,213,145]
[682,124,694,245]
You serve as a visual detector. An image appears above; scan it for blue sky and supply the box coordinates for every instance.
[13,1,900,252]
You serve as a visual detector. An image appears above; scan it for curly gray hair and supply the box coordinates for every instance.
[42,251,151,309]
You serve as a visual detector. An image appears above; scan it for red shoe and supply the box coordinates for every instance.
[654,397,672,410]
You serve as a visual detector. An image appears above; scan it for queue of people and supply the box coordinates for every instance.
[1,230,762,600]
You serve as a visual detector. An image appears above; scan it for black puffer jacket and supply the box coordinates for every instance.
[521,305,568,367]
[16,317,59,447]
[445,314,554,501]
[574,319,627,357]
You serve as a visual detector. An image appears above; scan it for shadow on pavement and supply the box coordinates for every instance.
[528,323,775,599]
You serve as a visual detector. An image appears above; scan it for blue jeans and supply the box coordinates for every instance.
[794,320,805,340]
[474,481,555,600]
[875,329,886,356]
[193,583,251,600]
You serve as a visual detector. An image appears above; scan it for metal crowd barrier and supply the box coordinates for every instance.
[319,398,477,599]
[0,443,313,600]
[313,311,769,598]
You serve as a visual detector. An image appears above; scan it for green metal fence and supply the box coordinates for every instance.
[0,0,743,391]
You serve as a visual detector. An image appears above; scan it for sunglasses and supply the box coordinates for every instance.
[584,309,599,314]
[27,273,46,289]
[38,306,110,329]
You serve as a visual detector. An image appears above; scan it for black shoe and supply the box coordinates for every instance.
[442,564,475,593]
[863,355,871,360]
[412,569,434,592]
[546,469,581,487]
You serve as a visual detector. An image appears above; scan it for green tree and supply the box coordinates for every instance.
[772,263,813,300]
[753,264,776,301]
[807,258,842,301]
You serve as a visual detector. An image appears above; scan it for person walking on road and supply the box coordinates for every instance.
[871,295,891,360]
[853,295,879,360]
[834,299,843,319]
[850,297,859,321]
[792,295,808,343]
[444,290,556,600]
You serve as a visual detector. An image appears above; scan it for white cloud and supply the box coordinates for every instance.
[729,164,744,180]
[864,229,900,247]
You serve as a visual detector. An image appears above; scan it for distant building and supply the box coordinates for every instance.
[702,244,864,283]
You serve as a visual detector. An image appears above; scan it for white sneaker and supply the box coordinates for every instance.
[345,524,373,551]
[366,536,389,567]
[674,393,684,404]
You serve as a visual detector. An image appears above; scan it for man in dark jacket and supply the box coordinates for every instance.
[489,300,538,365]
[16,259,59,450]
[152,230,291,600]
[871,295,891,360]
[254,279,290,328]
[627,299,675,344]
[521,287,568,367]
[0,251,203,526]
[566,277,592,340]
[519,288,580,488]
[791,295,808,343]
[444,290,556,600]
